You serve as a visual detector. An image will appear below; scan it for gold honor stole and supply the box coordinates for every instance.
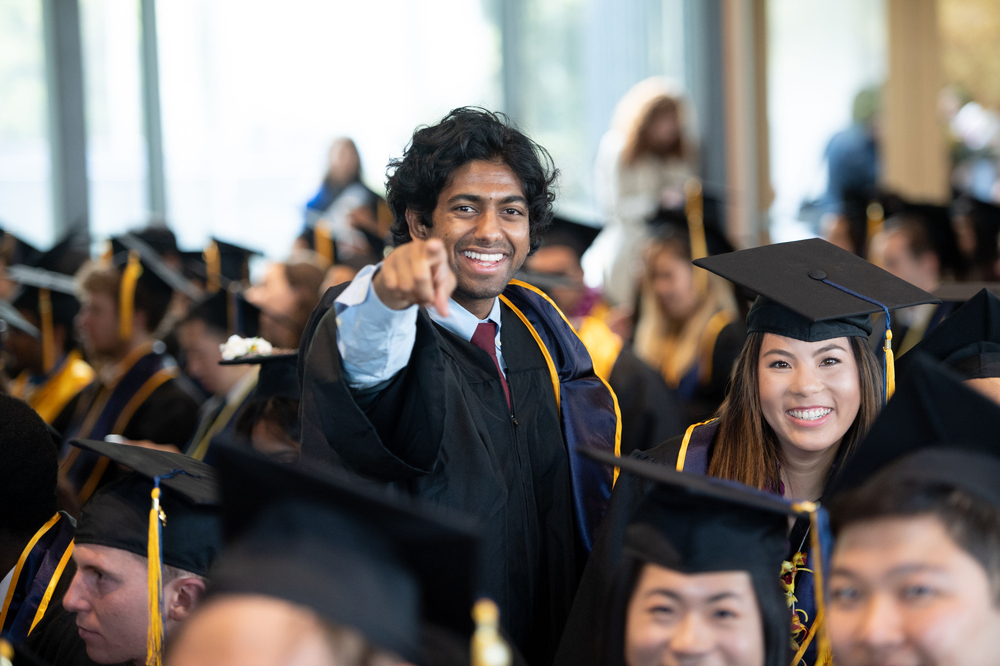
[11,350,95,424]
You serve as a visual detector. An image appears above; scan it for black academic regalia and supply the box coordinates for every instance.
[299,289,580,666]
[682,318,747,424]
[607,348,684,455]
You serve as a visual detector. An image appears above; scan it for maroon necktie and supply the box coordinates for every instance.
[471,321,510,409]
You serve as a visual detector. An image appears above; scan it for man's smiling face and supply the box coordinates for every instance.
[408,159,531,311]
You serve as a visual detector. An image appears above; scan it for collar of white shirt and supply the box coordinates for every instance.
[428,296,502,347]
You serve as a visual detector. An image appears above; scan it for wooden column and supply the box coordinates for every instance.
[882,0,950,203]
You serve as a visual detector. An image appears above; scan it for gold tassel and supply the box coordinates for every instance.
[314,222,335,265]
[204,241,221,293]
[471,599,510,666]
[684,178,708,297]
[789,502,834,666]
[39,288,55,373]
[119,250,143,341]
[866,202,884,245]
[147,486,165,666]
[884,328,895,400]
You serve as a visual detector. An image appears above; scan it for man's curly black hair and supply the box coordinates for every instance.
[386,107,558,253]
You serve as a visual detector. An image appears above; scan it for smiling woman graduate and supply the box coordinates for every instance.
[555,238,938,666]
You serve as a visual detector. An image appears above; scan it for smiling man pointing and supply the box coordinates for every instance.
[298,108,620,666]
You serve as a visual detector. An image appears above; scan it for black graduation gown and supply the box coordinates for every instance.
[299,293,580,666]
[607,348,684,456]
[23,600,113,666]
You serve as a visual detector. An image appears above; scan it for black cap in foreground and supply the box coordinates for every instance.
[70,439,220,575]
[694,238,938,341]
[219,350,298,401]
[209,446,481,664]
[828,352,1000,499]
[901,288,1000,379]
[583,448,813,666]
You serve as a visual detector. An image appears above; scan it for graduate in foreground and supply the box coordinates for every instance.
[826,353,1000,665]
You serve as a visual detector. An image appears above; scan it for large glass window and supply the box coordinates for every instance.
[156,0,501,254]
[766,0,888,241]
[80,0,149,240]
[0,0,53,247]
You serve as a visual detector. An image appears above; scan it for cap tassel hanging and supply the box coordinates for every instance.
[314,222,335,265]
[39,287,56,374]
[204,242,222,293]
[684,178,708,296]
[119,250,143,341]
[812,275,894,403]
[790,501,833,666]
[147,470,187,666]
[147,483,166,666]
[471,599,510,666]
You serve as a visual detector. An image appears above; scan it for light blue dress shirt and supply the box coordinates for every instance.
[334,263,506,391]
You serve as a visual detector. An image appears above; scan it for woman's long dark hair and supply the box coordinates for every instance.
[708,332,883,491]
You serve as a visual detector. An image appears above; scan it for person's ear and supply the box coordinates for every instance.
[165,576,207,624]
[406,208,429,241]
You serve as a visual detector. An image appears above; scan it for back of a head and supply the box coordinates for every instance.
[0,395,58,533]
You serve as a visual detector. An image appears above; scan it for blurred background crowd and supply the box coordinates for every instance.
[1,0,1000,445]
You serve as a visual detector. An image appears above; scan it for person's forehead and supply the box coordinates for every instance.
[833,514,961,569]
[759,332,852,355]
[639,563,755,597]
[74,543,145,571]
[441,159,524,196]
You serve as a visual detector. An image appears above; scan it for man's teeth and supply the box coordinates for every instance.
[464,251,504,263]
[787,408,832,421]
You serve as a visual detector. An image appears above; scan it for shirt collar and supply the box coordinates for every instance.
[428,296,502,342]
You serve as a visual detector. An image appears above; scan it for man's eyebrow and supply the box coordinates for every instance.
[445,194,528,206]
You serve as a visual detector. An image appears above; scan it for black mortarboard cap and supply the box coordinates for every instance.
[6,237,87,369]
[70,439,220,575]
[110,233,201,300]
[828,351,1000,498]
[583,448,816,666]
[901,288,1000,378]
[0,299,39,338]
[695,238,938,341]
[541,214,602,259]
[0,230,41,267]
[219,351,298,401]
[209,446,480,664]
[186,288,260,339]
[208,238,260,286]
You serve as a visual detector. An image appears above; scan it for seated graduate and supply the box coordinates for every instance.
[555,239,937,666]
[166,445,487,666]
[579,450,824,666]
[61,234,203,505]
[244,251,327,350]
[0,396,76,648]
[825,352,1000,665]
[519,214,683,454]
[5,238,94,434]
[26,440,220,666]
[177,292,262,462]
[632,203,746,426]
[221,349,301,463]
[897,287,1000,405]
